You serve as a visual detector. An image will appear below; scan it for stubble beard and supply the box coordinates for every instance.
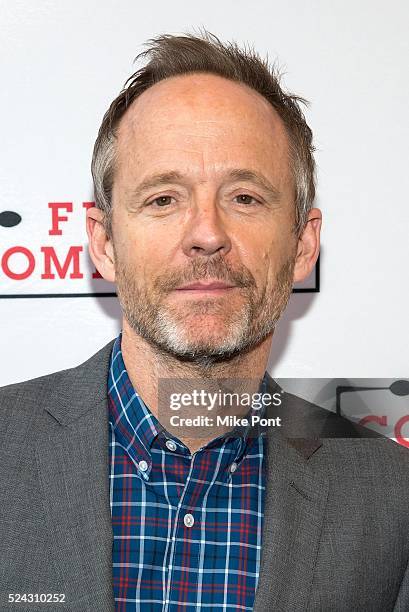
[114,249,295,367]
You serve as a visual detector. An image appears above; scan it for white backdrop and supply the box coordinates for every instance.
[1,0,408,387]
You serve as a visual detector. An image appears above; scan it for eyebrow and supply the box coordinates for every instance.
[227,169,282,201]
[127,168,282,202]
[128,171,184,199]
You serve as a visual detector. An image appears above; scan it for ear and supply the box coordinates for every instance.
[86,206,116,282]
[292,208,322,283]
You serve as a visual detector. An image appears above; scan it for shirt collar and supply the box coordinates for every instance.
[108,331,268,472]
[108,333,162,477]
[218,375,269,464]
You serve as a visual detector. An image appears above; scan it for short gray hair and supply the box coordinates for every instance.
[91,31,316,237]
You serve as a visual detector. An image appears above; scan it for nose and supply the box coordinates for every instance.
[181,198,232,259]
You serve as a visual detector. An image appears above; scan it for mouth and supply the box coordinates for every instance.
[174,280,237,294]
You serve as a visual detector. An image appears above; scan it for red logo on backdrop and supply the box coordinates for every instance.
[337,381,409,448]
[359,415,409,448]
[0,202,115,298]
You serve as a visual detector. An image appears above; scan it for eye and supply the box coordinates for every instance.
[234,194,260,205]
[148,195,175,207]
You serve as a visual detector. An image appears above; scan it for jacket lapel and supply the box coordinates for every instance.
[253,431,329,611]
[35,341,115,610]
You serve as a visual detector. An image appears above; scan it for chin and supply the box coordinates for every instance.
[173,313,244,339]
[154,312,253,360]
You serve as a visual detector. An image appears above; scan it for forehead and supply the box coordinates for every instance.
[115,73,290,184]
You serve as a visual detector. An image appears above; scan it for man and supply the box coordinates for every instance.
[1,31,409,612]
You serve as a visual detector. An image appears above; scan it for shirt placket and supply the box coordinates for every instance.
[163,446,229,612]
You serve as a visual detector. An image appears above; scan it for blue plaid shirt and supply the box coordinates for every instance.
[108,332,267,610]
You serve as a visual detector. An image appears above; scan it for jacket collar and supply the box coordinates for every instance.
[44,338,322,462]
[43,339,116,426]
[262,371,323,459]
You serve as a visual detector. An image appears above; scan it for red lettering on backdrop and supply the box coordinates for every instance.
[1,202,108,282]
[2,246,35,280]
[48,203,73,235]
[395,416,409,448]
[41,246,83,279]
[358,415,388,428]
[82,201,102,279]
[358,414,409,448]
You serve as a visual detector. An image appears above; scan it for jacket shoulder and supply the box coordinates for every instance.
[0,339,116,419]
[0,368,70,416]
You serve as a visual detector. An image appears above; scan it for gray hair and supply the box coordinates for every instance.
[91,31,316,238]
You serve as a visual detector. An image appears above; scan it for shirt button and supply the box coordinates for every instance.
[138,460,148,472]
[183,513,194,528]
[230,462,238,473]
[166,439,177,451]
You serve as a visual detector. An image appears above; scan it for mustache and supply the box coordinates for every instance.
[154,255,257,292]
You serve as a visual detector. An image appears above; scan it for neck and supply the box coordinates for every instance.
[120,319,273,453]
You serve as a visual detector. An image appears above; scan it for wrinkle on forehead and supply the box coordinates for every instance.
[118,73,287,141]
[114,73,292,190]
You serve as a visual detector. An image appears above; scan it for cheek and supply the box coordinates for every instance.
[115,223,176,284]
[239,230,284,276]
[249,234,296,287]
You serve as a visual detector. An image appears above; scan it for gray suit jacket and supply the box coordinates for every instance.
[1,340,409,611]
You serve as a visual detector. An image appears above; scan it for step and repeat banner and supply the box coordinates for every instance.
[1,1,408,443]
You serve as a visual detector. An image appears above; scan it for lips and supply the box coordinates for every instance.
[176,281,236,290]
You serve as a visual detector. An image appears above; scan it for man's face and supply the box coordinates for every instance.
[110,73,299,363]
